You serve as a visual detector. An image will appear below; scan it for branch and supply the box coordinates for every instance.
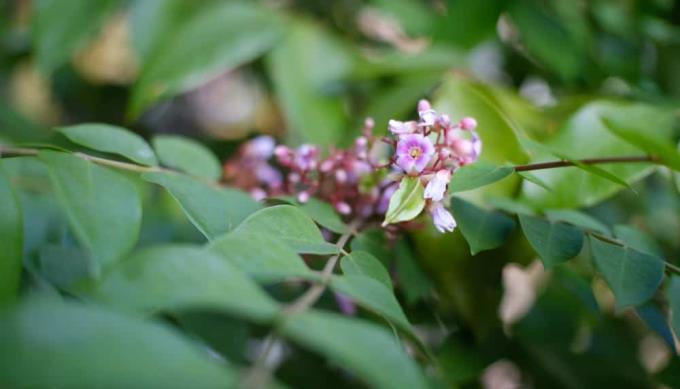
[513,155,659,172]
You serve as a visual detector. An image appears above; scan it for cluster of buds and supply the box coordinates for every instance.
[223,99,480,234]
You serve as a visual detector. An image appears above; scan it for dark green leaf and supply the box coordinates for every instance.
[589,236,664,308]
[667,276,680,339]
[635,303,677,353]
[152,135,222,181]
[545,209,610,235]
[449,161,513,193]
[38,245,94,288]
[383,176,425,226]
[340,251,392,290]
[613,225,664,257]
[395,241,432,305]
[31,0,117,74]
[518,214,584,268]
[451,197,515,255]
[88,245,279,322]
[234,205,339,255]
[130,1,283,116]
[0,164,22,304]
[59,124,157,166]
[0,297,236,387]
[38,151,142,273]
[143,171,261,240]
[281,310,427,389]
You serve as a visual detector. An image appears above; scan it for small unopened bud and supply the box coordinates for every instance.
[436,114,451,128]
[320,159,334,172]
[274,145,292,164]
[335,169,348,183]
[297,191,310,203]
[460,117,478,131]
[335,201,351,215]
[250,188,267,201]
[288,172,301,183]
[417,99,431,113]
[439,147,452,160]
[364,117,375,131]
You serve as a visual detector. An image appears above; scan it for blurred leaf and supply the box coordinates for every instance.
[299,198,348,234]
[434,0,504,48]
[395,240,432,305]
[175,311,249,363]
[449,161,513,193]
[281,310,427,389]
[59,123,158,166]
[545,209,610,235]
[267,20,353,146]
[234,205,338,255]
[152,135,221,181]
[518,214,584,268]
[521,102,674,209]
[143,171,261,240]
[209,230,313,283]
[38,245,94,289]
[589,236,664,308]
[518,171,553,192]
[89,245,279,322]
[667,276,680,339]
[38,151,141,273]
[350,228,391,264]
[613,225,664,257]
[383,176,425,226]
[31,0,117,74]
[451,196,515,255]
[602,117,680,171]
[354,46,464,78]
[341,251,392,290]
[635,303,677,353]
[0,164,22,304]
[130,1,283,116]
[0,297,236,388]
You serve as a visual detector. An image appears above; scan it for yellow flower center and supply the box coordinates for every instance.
[409,147,422,159]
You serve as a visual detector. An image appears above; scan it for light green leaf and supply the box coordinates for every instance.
[340,251,392,290]
[666,276,680,339]
[208,230,313,283]
[0,164,22,304]
[267,20,353,146]
[383,177,426,226]
[589,236,664,309]
[31,0,117,74]
[518,171,552,192]
[142,171,261,240]
[521,102,674,209]
[602,117,680,171]
[451,197,515,255]
[38,151,141,273]
[59,123,157,166]
[0,297,236,388]
[130,1,283,116]
[299,198,348,234]
[234,205,339,255]
[281,310,427,389]
[449,161,513,193]
[88,245,279,322]
[518,214,584,268]
[545,209,610,235]
[152,135,222,181]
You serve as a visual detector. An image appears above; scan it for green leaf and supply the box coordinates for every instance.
[518,214,584,268]
[299,198,348,234]
[613,225,664,257]
[0,164,22,304]
[395,241,432,305]
[267,20,353,146]
[451,197,515,255]
[383,177,426,226]
[545,209,610,235]
[234,205,339,255]
[59,124,158,166]
[130,1,283,116]
[0,297,236,388]
[667,276,680,339]
[142,171,261,240]
[635,303,677,353]
[449,161,513,193]
[518,171,552,192]
[38,245,94,289]
[31,0,117,74]
[280,310,427,389]
[38,151,141,273]
[208,230,314,283]
[521,102,674,209]
[602,116,680,171]
[88,245,279,322]
[152,135,222,181]
[589,236,664,308]
[340,251,392,290]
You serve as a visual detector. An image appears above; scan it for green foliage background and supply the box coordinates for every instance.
[1,0,680,388]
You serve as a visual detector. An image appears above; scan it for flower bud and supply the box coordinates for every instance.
[297,191,310,203]
[335,201,352,215]
[460,117,478,131]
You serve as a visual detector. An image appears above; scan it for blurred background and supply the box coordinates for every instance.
[2,0,680,388]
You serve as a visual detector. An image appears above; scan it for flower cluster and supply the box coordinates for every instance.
[223,99,480,233]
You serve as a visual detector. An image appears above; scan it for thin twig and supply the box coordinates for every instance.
[513,155,658,172]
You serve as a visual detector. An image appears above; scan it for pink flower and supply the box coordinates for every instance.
[424,169,451,202]
[388,120,417,135]
[459,117,478,131]
[294,144,319,170]
[417,99,437,126]
[244,135,275,160]
[430,202,456,233]
[395,134,434,174]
